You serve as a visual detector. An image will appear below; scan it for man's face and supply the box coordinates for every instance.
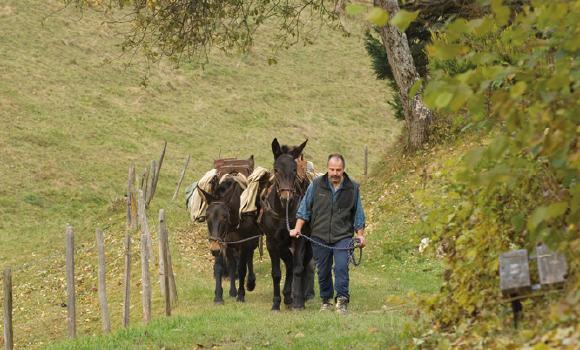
[327,157,344,185]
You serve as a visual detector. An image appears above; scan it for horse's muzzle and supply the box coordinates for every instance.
[210,241,221,256]
[279,189,293,201]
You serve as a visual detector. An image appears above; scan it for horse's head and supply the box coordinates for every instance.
[271,138,307,201]
[197,180,237,256]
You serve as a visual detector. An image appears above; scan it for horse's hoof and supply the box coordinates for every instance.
[214,299,224,305]
[236,296,245,303]
[229,290,237,298]
[292,305,305,311]
[271,307,280,312]
[247,279,256,292]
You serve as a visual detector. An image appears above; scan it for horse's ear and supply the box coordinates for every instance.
[196,186,215,204]
[271,138,282,159]
[248,155,254,169]
[291,139,308,159]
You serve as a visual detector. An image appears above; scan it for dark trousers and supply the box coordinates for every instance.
[312,236,351,302]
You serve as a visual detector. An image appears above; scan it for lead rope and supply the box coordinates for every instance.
[284,199,362,267]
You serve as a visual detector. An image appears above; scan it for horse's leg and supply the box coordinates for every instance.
[267,239,282,311]
[291,238,306,309]
[246,244,256,292]
[236,246,248,302]
[227,248,237,298]
[281,247,294,308]
[213,255,224,304]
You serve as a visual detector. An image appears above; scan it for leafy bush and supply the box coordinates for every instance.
[417,0,578,345]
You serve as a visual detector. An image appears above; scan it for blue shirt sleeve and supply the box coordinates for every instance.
[353,187,366,231]
[296,182,315,221]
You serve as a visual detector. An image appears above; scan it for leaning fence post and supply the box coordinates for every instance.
[65,225,76,338]
[151,141,167,202]
[140,233,152,323]
[364,145,368,176]
[146,160,157,207]
[3,267,13,350]
[172,155,190,201]
[158,209,171,316]
[123,232,131,328]
[96,229,111,333]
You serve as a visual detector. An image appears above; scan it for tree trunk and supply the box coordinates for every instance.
[375,0,433,151]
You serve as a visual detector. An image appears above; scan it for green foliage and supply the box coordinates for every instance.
[418,0,579,344]
[66,0,342,63]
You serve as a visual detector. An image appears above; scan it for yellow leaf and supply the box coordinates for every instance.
[367,7,389,27]
[390,10,419,32]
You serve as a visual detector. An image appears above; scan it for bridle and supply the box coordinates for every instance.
[207,200,261,247]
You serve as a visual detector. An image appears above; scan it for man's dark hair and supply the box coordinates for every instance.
[327,153,345,168]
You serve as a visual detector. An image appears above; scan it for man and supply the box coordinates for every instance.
[290,154,366,314]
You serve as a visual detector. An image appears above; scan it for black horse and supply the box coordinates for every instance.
[259,138,313,310]
[197,176,260,303]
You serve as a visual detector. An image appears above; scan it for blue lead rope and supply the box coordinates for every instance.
[285,201,363,266]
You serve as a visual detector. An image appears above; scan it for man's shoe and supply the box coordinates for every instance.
[336,296,348,314]
[320,298,333,311]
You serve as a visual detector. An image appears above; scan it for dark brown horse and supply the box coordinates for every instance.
[197,176,261,303]
[259,138,313,310]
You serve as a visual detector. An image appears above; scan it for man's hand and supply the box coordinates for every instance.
[356,234,366,248]
[289,228,301,238]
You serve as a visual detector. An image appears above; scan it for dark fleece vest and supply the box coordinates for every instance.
[310,173,358,244]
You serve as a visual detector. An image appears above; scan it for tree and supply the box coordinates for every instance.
[372,0,433,151]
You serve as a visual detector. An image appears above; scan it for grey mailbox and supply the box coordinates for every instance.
[536,244,568,285]
[499,249,531,295]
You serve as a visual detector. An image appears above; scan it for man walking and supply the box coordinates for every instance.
[290,154,366,314]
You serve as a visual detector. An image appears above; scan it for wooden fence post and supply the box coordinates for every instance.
[96,229,111,333]
[65,225,76,338]
[364,145,368,176]
[172,155,190,201]
[140,233,151,323]
[123,233,131,328]
[3,268,13,350]
[158,209,171,316]
[138,189,155,266]
[141,167,150,207]
[146,160,157,207]
[127,163,137,230]
[167,242,178,306]
[151,141,167,201]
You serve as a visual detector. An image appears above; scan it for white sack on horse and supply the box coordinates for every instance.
[239,166,270,217]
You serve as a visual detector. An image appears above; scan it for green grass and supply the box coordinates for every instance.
[48,266,435,350]
[0,0,447,348]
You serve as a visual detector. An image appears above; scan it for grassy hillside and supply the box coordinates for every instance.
[0,0,396,256]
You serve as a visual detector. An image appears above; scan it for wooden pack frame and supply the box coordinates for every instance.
[214,157,254,178]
